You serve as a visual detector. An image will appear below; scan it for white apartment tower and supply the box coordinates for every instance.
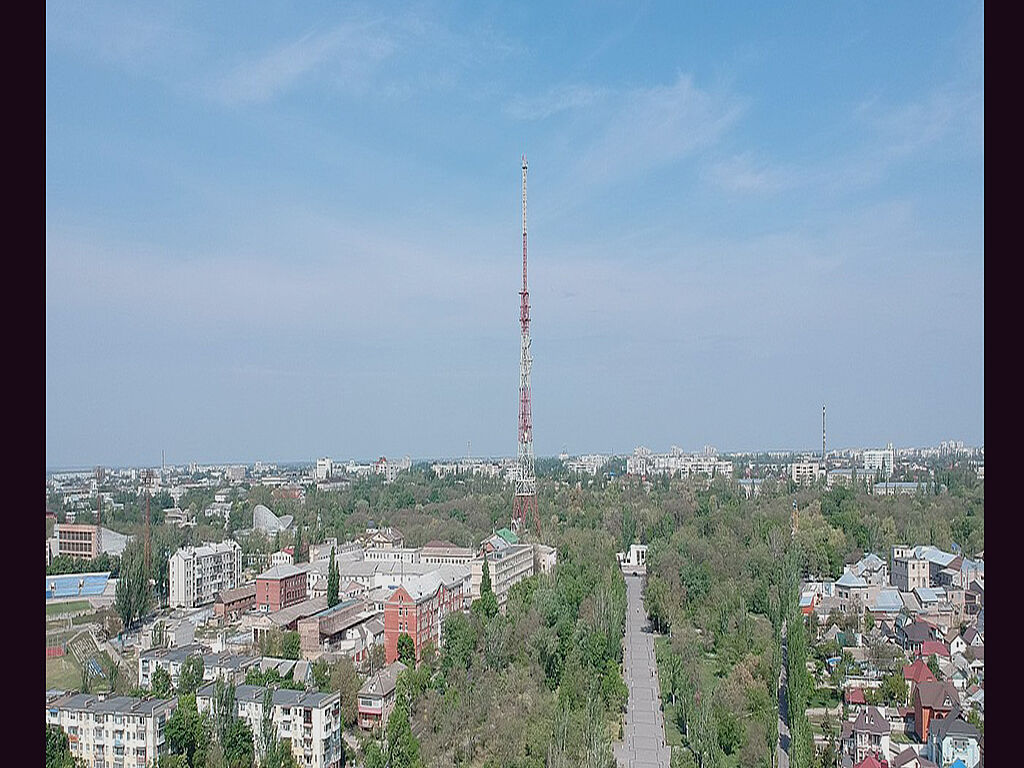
[169,540,242,609]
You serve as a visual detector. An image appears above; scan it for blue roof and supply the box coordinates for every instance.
[799,593,814,607]
[873,589,903,612]
[836,571,866,588]
[915,587,942,603]
[949,760,967,768]
[45,572,110,600]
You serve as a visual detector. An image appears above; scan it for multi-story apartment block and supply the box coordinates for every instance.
[197,683,342,768]
[863,445,895,478]
[315,457,333,481]
[627,446,733,479]
[138,644,206,689]
[384,569,465,664]
[55,523,102,559]
[790,462,821,485]
[169,540,242,609]
[256,563,308,612]
[45,693,177,768]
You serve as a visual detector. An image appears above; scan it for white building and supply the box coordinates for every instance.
[791,462,821,485]
[627,446,733,479]
[863,445,895,478]
[315,457,333,482]
[197,683,343,768]
[169,540,243,609]
[46,693,177,768]
[470,543,535,612]
[364,547,420,564]
[564,454,609,475]
[617,544,648,572]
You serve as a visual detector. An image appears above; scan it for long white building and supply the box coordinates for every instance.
[197,682,343,768]
[46,693,177,768]
[169,540,242,609]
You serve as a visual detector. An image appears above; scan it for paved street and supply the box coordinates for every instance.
[613,573,671,768]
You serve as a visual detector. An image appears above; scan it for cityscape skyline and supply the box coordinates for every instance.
[47,3,983,468]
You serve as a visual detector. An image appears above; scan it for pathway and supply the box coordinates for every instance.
[613,573,671,768]
[777,619,790,768]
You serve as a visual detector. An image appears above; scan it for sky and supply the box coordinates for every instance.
[46,1,984,468]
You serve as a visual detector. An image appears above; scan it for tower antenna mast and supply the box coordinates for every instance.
[513,155,541,538]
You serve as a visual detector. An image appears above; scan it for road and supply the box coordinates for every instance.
[613,573,671,768]
[777,619,790,768]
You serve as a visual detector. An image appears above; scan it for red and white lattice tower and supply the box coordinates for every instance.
[513,155,541,538]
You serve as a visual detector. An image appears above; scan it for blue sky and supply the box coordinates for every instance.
[46,2,984,467]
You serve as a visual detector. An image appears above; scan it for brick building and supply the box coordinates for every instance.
[384,569,465,664]
[256,564,308,612]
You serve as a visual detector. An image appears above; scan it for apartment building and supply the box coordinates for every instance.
[138,644,205,689]
[256,563,308,612]
[197,683,342,768]
[45,693,177,768]
[790,462,821,485]
[169,541,243,609]
[384,568,465,664]
[863,446,895,477]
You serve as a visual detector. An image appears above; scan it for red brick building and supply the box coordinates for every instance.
[256,564,307,612]
[384,570,464,664]
[214,583,257,619]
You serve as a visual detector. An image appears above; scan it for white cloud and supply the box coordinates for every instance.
[703,153,794,193]
[207,21,395,106]
[575,74,744,185]
[505,84,607,120]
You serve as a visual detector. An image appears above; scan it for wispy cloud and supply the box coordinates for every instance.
[703,153,795,193]
[575,74,744,185]
[505,84,607,120]
[207,21,395,106]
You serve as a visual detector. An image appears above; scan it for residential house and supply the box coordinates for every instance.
[357,660,408,731]
[902,659,936,706]
[891,746,938,768]
[840,706,890,765]
[927,709,981,768]
[913,680,960,742]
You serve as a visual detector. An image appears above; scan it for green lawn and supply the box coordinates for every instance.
[46,600,91,617]
[46,655,82,690]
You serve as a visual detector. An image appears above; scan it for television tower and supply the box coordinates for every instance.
[513,155,541,538]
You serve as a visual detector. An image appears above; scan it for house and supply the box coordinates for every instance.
[891,746,937,768]
[845,687,867,712]
[841,706,890,765]
[961,627,983,648]
[899,621,936,654]
[357,660,408,731]
[270,548,294,567]
[902,659,936,705]
[927,709,981,768]
[918,640,950,661]
[913,681,959,742]
[945,629,966,658]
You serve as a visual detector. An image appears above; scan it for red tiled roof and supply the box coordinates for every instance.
[903,658,936,683]
[855,755,884,768]
[919,640,950,658]
[846,687,867,704]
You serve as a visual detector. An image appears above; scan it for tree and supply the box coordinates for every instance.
[178,655,205,696]
[46,723,80,768]
[927,654,942,679]
[397,633,416,667]
[294,525,303,563]
[166,693,211,768]
[282,630,301,660]
[223,718,255,768]
[115,543,152,630]
[384,698,421,768]
[327,546,339,608]
[151,666,172,698]
[473,557,498,619]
